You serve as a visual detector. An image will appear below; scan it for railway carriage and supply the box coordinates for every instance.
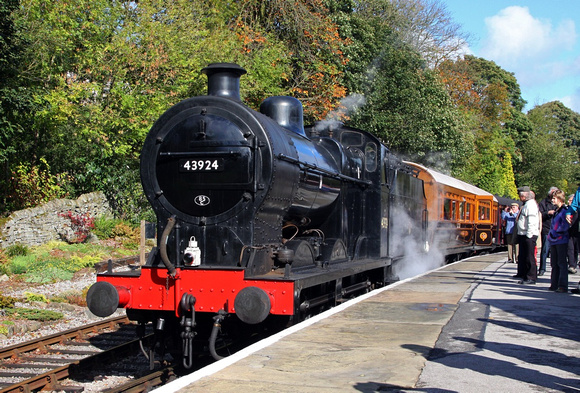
[407,162,500,257]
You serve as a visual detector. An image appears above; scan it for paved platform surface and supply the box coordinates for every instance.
[157,253,580,393]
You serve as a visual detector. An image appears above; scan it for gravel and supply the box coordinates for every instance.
[0,269,140,392]
[0,269,125,348]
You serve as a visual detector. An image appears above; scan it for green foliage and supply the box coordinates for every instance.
[0,294,17,308]
[5,240,138,283]
[92,216,123,239]
[8,254,35,275]
[0,249,8,275]
[24,292,48,303]
[5,243,29,257]
[523,101,580,194]
[348,46,466,167]
[0,0,578,218]
[4,307,63,321]
[92,216,140,248]
[7,158,71,210]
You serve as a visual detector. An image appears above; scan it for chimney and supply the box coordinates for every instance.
[201,63,247,101]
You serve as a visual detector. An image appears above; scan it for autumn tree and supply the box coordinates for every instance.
[233,0,349,121]
[437,56,528,197]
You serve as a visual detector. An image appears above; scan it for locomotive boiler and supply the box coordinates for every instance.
[86,63,429,367]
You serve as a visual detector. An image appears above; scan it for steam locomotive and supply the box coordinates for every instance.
[86,63,502,368]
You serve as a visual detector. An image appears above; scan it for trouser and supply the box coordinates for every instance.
[518,235,538,281]
[506,233,518,262]
[550,243,569,289]
[567,237,578,269]
[539,231,550,273]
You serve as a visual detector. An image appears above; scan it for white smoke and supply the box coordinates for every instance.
[314,93,366,132]
[389,208,445,280]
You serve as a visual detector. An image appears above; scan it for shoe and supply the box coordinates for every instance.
[507,260,512,263]
[556,287,568,293]
[518,279,536,285]
[538,270,545,276]
[571,288,580,294]
[568,267,577,274]
[548,287,557,291]
[512,275,524,279]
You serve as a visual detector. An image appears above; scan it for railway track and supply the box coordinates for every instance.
[0,315,151,392]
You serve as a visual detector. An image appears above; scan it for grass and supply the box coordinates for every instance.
[3,240,139,283]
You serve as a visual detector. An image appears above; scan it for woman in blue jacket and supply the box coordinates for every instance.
[548,189,571,292]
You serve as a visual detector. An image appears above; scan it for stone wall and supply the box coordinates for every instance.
[0,192,112,248]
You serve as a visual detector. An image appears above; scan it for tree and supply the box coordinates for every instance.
[525,101,580,195]
[389,0,470,67]
[234,0,349,121]
[326,0,466,169]
[8,0,293,217]
[436,56,530,197]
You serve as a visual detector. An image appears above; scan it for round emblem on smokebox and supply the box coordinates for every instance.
[194,195,211,206]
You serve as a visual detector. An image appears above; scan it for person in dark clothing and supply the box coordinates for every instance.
[567,194,578,273]
[548,190,571,292]
[538,187,558,276]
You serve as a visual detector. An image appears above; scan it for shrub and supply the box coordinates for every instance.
[25,267,73,283]
[8,254,35,275]
[24,292,49,303]
[7,158,71,210]
[4,308,63,321]
[92,215,123,239]
[6,244,30,257]
[50,288,88,307]
[58,211,95,243]
[0,249,9,275]
[0,294,17,308]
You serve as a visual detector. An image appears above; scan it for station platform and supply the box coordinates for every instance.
[157,253,580,393]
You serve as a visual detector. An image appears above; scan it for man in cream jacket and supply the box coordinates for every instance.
[516,186,540,284]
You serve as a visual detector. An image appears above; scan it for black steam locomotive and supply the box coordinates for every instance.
[85,63,435,367]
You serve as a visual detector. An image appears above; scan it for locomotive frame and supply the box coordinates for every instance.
[86,63,503,368]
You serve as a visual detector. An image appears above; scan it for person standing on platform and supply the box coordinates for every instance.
[538,187,558,276]
[567,186,580,293]
[547,189,570,292]
[566,185,580,223]
[502,202,519,263]
[566,194,578,274]
[515,186,540,284]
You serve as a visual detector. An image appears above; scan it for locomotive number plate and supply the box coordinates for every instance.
[179,158,224,172]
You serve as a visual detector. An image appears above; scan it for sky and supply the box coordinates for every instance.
[443,1,580,114]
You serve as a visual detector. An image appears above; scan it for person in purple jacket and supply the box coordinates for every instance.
[548,189,571,292]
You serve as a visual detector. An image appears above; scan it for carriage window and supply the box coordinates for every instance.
[451,201,457,220]
[478,205,490,220]
[466,203,472,220]
[365,143,377,172]
[459,202,465,220]
[444,199,451,220]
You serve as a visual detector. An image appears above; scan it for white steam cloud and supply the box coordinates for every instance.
[389,209,445,280]
[314,93,366,132]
